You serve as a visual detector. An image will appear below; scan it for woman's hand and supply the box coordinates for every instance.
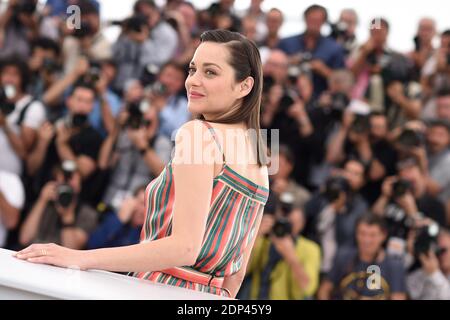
[14,243,88,270]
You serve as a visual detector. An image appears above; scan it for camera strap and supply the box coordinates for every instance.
[16,97,37,126]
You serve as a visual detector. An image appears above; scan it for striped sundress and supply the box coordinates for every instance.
[133,120,269,297]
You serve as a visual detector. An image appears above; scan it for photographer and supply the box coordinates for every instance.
[61,0,111,75]
[242,193,321,300]
[43,56,121,137]
[304,69,357,190]
[0,170,24,248]
[151,61,190,140]
[19,161,98,249]
[0,0,39,59]
[269,145,311,211]
[350,18,421,129]
[26,82,103,202]
[0,56,46,176]
[261,50,313,141]
[304,158,368,273]
[327,111,399,205]
[407,228,450,300]
[425,120,450,216]
[112,0,178,92]
[408,18,437,81]
[318,214,407,300]
[98,79,172,210]
[87,185,146,249]
[28,37,61,104]
[372,158,447,256]
[330,9,359,59]
[258,8,283,50]
[422,30,450,97]
[278,5,345,97]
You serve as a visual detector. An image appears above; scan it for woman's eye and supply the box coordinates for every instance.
[188,67,196,75]
[205,70,216,76]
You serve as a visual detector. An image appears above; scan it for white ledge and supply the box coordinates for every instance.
[0,249,229,300]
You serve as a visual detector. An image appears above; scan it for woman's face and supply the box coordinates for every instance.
[185,42,252,120]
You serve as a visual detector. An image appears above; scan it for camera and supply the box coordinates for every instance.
[73,21,95,39]
[329,91,350,120]
[82,60,101,85]
[324,176,350,202]
[56,160,77,208]
[330,21,349,40]
[392,179,412,199]
[262,75,275,94]
[141,63,160,87]
[63,113,89,129]
[146,81,167,97]
[396,128,425,148]
[273,192,294,237]
[112,14,148,34]
[0,85,17,116]
[350,114,370,134]
[414,223,445,258]
[272,218,292,238]
[11,0,36,17]
[126,100,151,129]
[264,192,294,238]
[42,58,60,74]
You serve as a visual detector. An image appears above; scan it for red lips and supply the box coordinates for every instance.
[189,90,205,98]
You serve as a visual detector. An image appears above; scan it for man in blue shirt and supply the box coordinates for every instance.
[278,5,345,97]
[87,185,146,249]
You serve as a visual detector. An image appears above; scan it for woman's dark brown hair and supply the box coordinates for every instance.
[196,29,269,167]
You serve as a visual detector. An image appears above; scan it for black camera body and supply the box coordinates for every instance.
[82,60,101,86]
[0,86,16,116]
[324,176,350,202]
[392,179,412,199]
[55,160,77,208]
[73,21,95,39]
[126,100,151,129]
[396,128,425,148]
[272,218,292,238]
[64,113,89,129]
[329,92,350,120]
[56,184,74,208]
[350,114,370,134]
[414,223,444,258]
[12,0,36,16]
[42,58,60,74]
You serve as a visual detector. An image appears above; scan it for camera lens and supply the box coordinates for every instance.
[57,184,74,208]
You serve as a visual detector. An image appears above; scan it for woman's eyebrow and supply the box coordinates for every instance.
[189,61,222,70]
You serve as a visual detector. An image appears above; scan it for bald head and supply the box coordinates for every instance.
[263,49,289,83]
[417,17,437,44]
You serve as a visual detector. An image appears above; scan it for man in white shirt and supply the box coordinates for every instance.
[0,170,25,248]
[0,57,46,176]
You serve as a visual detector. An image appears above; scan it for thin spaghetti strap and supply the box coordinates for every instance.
[198,120,227,165]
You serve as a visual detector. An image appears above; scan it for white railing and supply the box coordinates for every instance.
[0,249,229,300]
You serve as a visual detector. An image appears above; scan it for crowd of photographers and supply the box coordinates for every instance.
[0,0,449,300]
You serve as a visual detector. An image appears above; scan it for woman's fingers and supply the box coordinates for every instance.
[14,243,54,260]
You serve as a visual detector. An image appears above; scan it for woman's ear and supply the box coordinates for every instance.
[238,76,254,99]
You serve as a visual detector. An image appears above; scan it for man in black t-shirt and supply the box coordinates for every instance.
[26,82,103,205]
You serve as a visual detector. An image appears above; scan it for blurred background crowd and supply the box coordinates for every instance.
[0,0,449,300]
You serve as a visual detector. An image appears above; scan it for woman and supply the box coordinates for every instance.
[14,29,270,298]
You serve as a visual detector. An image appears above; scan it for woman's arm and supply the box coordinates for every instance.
[16,121,215,273]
